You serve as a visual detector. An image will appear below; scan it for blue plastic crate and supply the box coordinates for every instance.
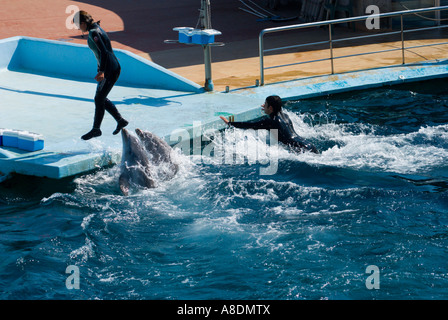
[2,130,19,148]
[1,129,44,151]
[173,27,221,45]
[18,131,44,151]
[179,32,192,44]
[191,29,221,45]
[173,27,194,44]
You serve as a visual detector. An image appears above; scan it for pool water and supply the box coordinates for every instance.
[1,79,448,299]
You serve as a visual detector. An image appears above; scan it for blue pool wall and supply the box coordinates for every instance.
[0,36,202,92]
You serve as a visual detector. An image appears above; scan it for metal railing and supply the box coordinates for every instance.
[259,5,448,86]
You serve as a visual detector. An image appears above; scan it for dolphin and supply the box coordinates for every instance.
[119,128,156,196]
[135,128,179,178]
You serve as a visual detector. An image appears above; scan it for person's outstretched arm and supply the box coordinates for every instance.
[220,116,273,130]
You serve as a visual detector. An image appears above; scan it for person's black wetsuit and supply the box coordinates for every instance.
[229,111,319,154]
[82,22,127,140]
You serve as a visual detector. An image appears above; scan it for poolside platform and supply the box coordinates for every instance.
[2,1,448,180]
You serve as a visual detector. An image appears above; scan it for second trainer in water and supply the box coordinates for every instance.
[220,95,318,154]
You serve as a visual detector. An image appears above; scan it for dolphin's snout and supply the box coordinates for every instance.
[135,128,143,139]
[121,128,130,139]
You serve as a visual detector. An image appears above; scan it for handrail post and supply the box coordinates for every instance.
[329,23,334,74]
[435,0,441,26]
[259,32,265,86]
[401,14,405,65]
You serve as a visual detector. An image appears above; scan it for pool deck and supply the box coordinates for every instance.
[1,0,448,180]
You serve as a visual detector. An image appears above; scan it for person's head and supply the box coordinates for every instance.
[73,10,94,32]
[262,95,282,115]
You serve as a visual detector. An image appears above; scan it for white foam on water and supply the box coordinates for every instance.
[286,111,448,174]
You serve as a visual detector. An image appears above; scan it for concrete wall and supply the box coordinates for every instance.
[0,37,20,70]
[0,36,202,92]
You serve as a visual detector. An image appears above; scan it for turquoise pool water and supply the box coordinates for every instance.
[1,79,447,299]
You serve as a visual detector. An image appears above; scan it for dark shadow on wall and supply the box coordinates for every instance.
[72,0,303,67]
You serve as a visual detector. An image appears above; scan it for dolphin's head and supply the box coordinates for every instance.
[119,128,155,195]
[121,128,147,164]
[135,128,154,141]
[121,128,133,159]
[135,128,158,155]
[134,128,179,177]
[135,128,168,154]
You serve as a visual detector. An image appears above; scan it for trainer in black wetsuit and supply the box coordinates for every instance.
[74,11,128,140]
[220,95,319,154]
